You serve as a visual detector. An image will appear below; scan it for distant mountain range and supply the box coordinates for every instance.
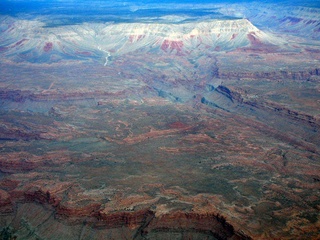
[218,3,320,39]
[0,17,282,63]
[0,1,319,64]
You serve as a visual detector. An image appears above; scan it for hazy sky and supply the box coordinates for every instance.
[1,0,319,19]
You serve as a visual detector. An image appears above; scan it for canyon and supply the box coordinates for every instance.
[0,1,320,239]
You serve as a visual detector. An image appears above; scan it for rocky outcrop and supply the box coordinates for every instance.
[0,153,39,173]
[0,196,251,240]
[155,88,182,102]
[0,174,251,239]
[200,96,228,111]
[216,85,244,104]
[95,208,155,229]
[142,211,250,240]
[0,190,13,214]
[245,100,320,128]
[56,201,102,222]
[216,85,320,129]
[0,125,42,141]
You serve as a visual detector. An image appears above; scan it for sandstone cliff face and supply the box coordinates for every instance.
[141,211,248,240]
[0,169,251,239]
